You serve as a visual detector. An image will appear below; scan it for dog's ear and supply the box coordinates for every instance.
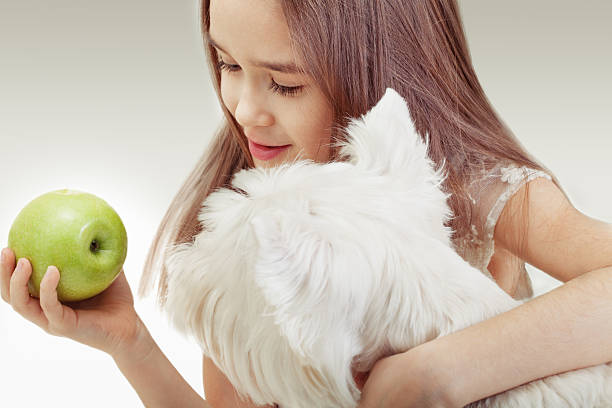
[334,87,446,181]
[249,213,365,366]
[333,87,453,239]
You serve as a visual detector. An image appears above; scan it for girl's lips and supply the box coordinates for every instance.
[248,139,291,161]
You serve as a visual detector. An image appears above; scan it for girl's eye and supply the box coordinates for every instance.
[216,60,303,97]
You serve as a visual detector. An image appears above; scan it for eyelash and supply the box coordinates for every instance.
[216,59,303,97]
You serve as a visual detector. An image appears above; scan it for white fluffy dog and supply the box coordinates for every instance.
[164,88,612,407]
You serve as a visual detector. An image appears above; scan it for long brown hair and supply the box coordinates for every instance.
[138,0,568,308]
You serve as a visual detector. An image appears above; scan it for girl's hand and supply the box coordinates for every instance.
[1,247,143,359]
[356,347,455,408]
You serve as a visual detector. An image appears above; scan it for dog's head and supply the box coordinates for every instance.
[165,88,454,407]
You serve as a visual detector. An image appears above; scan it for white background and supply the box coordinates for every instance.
[1,1,610,406]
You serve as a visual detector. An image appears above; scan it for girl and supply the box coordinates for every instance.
[2,0,612,407]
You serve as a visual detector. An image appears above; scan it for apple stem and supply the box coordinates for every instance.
[90,239,99,252]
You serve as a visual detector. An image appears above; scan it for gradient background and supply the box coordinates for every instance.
[1,1,610,406]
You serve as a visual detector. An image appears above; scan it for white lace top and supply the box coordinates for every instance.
[452,159,553,301]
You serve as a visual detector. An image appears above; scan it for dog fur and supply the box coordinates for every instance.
[164,88,612,407]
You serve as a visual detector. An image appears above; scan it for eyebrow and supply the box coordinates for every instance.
[204,32,305,75]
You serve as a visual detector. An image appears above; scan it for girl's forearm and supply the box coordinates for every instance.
[112,316,210,408]
[421,266,612,407]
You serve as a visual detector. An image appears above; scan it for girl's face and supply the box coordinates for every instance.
[209,0,334,169]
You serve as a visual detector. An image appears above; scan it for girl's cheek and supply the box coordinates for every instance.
[219,82,234,113]
[219,73,241,112]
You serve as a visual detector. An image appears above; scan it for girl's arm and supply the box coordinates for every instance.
[425,264,612,406]
[1,250,208,408]
[427,177,612,406]
[113,316,210,408]
[203,355,278,408]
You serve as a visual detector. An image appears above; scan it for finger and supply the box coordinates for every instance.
[40,266,75,336]
[9,258,48,328]
[1,247,16,302]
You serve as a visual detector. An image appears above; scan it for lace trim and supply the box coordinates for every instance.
[484,165,552,251]
[480,165,552,299]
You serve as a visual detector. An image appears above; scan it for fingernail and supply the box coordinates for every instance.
[16,258,24,269]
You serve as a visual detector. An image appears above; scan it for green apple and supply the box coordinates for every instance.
[7,189,128,302]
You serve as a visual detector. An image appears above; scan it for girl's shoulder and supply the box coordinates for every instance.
[469,159,553,232]
[452,159,552,300]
